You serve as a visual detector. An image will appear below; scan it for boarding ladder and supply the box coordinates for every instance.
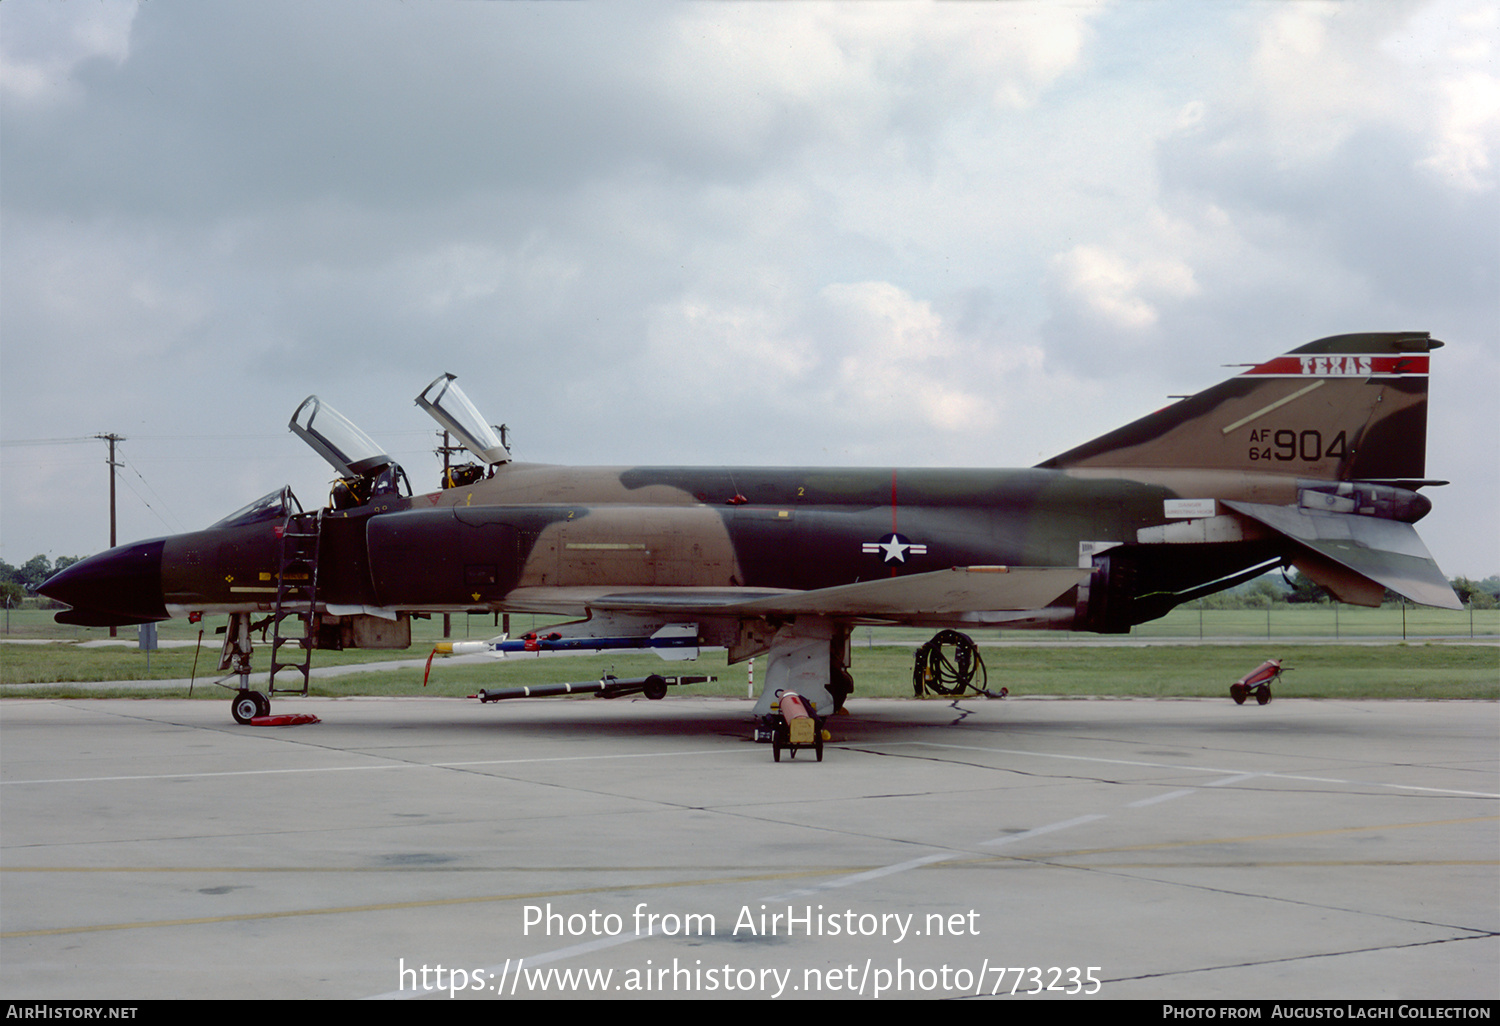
[269,509,322,697]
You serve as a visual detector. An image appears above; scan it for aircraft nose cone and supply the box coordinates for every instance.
[37,540,168,626]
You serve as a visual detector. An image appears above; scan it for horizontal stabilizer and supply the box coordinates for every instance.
[1225,501,1461,610]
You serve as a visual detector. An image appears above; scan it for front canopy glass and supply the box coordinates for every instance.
[210,486,303,529]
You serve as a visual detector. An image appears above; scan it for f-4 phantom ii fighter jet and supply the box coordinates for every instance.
[40,332,1460,723]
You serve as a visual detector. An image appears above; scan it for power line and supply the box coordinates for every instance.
[116,450,187,534]
[0,436,100,447]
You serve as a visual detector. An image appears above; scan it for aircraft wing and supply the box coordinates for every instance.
[1224,500,1462,610]
[503,566,1090,621]
[721,566,1091,616]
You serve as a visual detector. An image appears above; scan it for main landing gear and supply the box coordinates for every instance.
[749,616,853,720]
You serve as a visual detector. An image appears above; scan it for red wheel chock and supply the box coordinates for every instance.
[249,713,322,726]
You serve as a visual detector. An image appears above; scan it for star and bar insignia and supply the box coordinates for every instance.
[862,532,928,563]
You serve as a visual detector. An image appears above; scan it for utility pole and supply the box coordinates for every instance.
[435,429,458,639]
[96,433,124,636]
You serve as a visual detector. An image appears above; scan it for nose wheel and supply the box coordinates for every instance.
[231,690,270,724]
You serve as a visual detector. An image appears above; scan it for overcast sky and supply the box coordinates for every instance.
[2,0,1496,582]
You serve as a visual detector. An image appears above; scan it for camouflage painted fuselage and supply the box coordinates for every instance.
[309,463,1294,624]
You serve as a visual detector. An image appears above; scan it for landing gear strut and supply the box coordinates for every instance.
[219,612,267,724]
[749,617,854,720]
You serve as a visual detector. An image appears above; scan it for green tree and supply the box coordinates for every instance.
[17,555,55,591]
[1451,577,1499,609]
[1284,570,1328,604]
[1,554,83,594]
[1238,577,1287,608]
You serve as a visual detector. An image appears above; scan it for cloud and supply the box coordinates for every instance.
[1388,0,1500,191]
[655,1,1101,148]
[0,0,137,106]
[1051,245,1199,333]
[1042,1,1496,359]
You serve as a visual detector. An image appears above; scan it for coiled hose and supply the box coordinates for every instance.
[912,629,1005,698]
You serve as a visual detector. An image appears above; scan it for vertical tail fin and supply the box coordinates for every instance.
[1037,332,1441,484]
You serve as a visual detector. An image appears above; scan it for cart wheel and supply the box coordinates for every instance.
[1256,686,1272,706]
[1230,683,1247,705]
[772,739,781,762]
[643,674,668,700]
[815,735,824,762]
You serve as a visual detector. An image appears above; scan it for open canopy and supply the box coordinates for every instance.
[289,396,393,479]
[415,373,510,466]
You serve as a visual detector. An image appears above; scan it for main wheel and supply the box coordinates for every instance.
[1256,686,1272,706]
[828,668,853,712]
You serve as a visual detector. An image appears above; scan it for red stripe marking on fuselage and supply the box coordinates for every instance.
[1240,354,1428,377]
